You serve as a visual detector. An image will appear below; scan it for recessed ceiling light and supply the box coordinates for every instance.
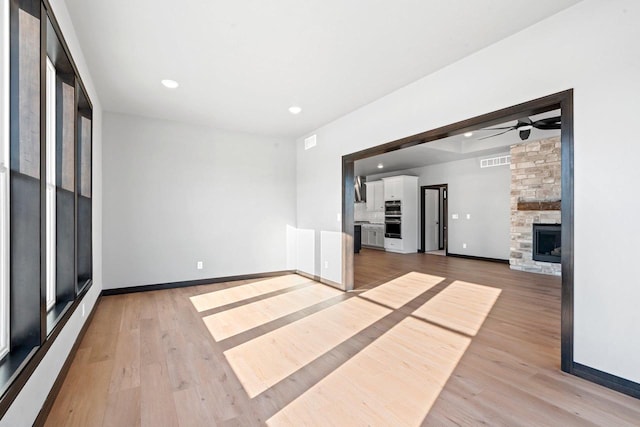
[161,79,179,89]
[464,131,473,138]
[288,105,302,115]
[377,163,384,169]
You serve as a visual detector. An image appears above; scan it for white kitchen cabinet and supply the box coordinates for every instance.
[375,228,385,246]
[365,180,384,211]
[382,175,418,254]
[384,238,404,252]
[361,224,384,248]
[383,177,403,201]
[361,228,371,246]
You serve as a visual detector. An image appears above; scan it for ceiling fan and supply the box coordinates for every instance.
[479,116,561,141]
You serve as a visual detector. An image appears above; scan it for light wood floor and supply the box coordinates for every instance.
[44,250,640,426]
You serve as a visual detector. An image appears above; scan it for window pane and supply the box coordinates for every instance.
[77,112,91,290]
[54,79,75,309]
[9,0,41,350]
[0,0,11,359]
[58,81,74,191]
[79,116,90,197]
[45,58,55,311]
[14,9,39,178]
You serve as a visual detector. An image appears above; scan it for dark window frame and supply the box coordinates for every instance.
[0,0,93,417]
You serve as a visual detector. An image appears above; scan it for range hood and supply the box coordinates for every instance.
[355,176,366,203]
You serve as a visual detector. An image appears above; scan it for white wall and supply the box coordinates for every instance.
[0,0,103,425]
[102,112,297,289]
[296,0,640,384]
[367,155,512,260]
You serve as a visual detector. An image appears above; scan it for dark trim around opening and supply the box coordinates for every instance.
[572,363,640,400]
[420,184,448,253]
[342,90,576,381]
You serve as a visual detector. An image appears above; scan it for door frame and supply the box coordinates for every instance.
[420,184,448,253]
[342,89,574,373]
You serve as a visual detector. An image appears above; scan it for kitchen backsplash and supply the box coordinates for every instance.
[354,203,385,223]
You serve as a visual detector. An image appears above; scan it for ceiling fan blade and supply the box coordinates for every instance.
[483,125,517,131]
[519,128,532,140]
[477,128,514,140]
[532,116,561,130]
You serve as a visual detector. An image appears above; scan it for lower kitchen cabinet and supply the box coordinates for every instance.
[361,224,385,249]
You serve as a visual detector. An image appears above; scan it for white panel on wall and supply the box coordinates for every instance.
[286,224,297,271]
[320,230,342,288]
[296,228,315,277]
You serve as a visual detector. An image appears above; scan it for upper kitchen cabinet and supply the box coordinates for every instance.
[382,176,403,201]
[365,180,384,211]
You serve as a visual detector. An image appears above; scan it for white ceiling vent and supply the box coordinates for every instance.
[480,155,511,168]
[304,134,317,150]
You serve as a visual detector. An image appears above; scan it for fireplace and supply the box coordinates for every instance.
[532,224,561,263]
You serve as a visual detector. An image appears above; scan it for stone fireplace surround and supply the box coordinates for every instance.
[510,136,561,276]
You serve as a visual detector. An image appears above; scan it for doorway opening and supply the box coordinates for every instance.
[342,89,573,373]
[421,184,448,255]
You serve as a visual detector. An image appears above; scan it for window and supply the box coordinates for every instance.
[45,57,56,311]
[45,14,77,331]
[0,0,92,409]
[76,91,92,292]
[0,0,9,360]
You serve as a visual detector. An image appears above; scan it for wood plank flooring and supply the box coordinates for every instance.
[44,250,640,426]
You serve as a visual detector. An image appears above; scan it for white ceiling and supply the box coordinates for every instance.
[63,0,581,137]
[354,110,561,176]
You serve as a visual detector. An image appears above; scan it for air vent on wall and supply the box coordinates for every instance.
[480,155,511,168]
[304,134,317,150]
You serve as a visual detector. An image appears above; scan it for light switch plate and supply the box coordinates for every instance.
[452,213,459,219]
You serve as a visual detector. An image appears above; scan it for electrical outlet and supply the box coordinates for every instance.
[463,243,467,249]
[452,213,459,219]
[197,261,203,270]
[466,213,471,220]
[324,261,329,269]
[337,213,341,222]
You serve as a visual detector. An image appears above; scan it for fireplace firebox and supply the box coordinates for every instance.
[532,223,561,263]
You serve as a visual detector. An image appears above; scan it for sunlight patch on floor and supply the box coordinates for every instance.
[203,283,343,341]
[266,316,471,426]
[359,271,444,309]
[223,297,391,398]
[266,279,502,426]
[412,280,502,336]
[189,274,312,312]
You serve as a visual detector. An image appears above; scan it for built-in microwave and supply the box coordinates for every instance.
[385,200,401,216]
[385,217,401,239]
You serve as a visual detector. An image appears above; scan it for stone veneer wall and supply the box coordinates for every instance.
[510,136,561,275]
